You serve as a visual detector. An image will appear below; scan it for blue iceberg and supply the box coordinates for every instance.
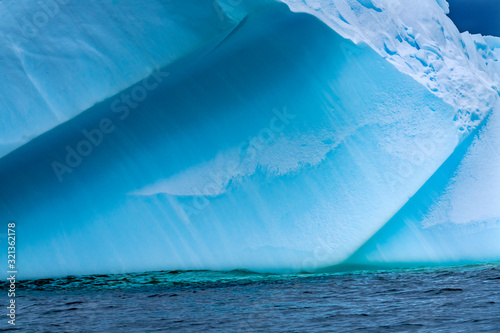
[0,0,499,278]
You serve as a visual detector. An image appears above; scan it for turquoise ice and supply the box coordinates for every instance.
[0,0,499,278]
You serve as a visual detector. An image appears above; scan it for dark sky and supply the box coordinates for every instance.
[447,0,500,36]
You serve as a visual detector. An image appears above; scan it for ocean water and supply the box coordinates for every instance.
[4,263,500,332]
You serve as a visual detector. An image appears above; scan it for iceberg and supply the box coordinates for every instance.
[0,0,499,278]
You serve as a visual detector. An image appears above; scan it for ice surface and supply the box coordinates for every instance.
[346,35,500,267]
[282,0,500,132]
[0,0,499,278]
[0,0,251,157]
[348,102,500,266]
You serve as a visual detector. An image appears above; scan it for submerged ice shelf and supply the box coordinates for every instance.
[0,0,499,278]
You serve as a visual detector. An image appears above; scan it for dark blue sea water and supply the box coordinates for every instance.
[2,263,500,332]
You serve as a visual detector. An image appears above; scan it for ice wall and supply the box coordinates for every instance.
[0,2,459,278]
[0,0,499,278]
[281,0,500,132]
[3,0,497,161]
[348,39,500,266]
[0,0,250,157]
